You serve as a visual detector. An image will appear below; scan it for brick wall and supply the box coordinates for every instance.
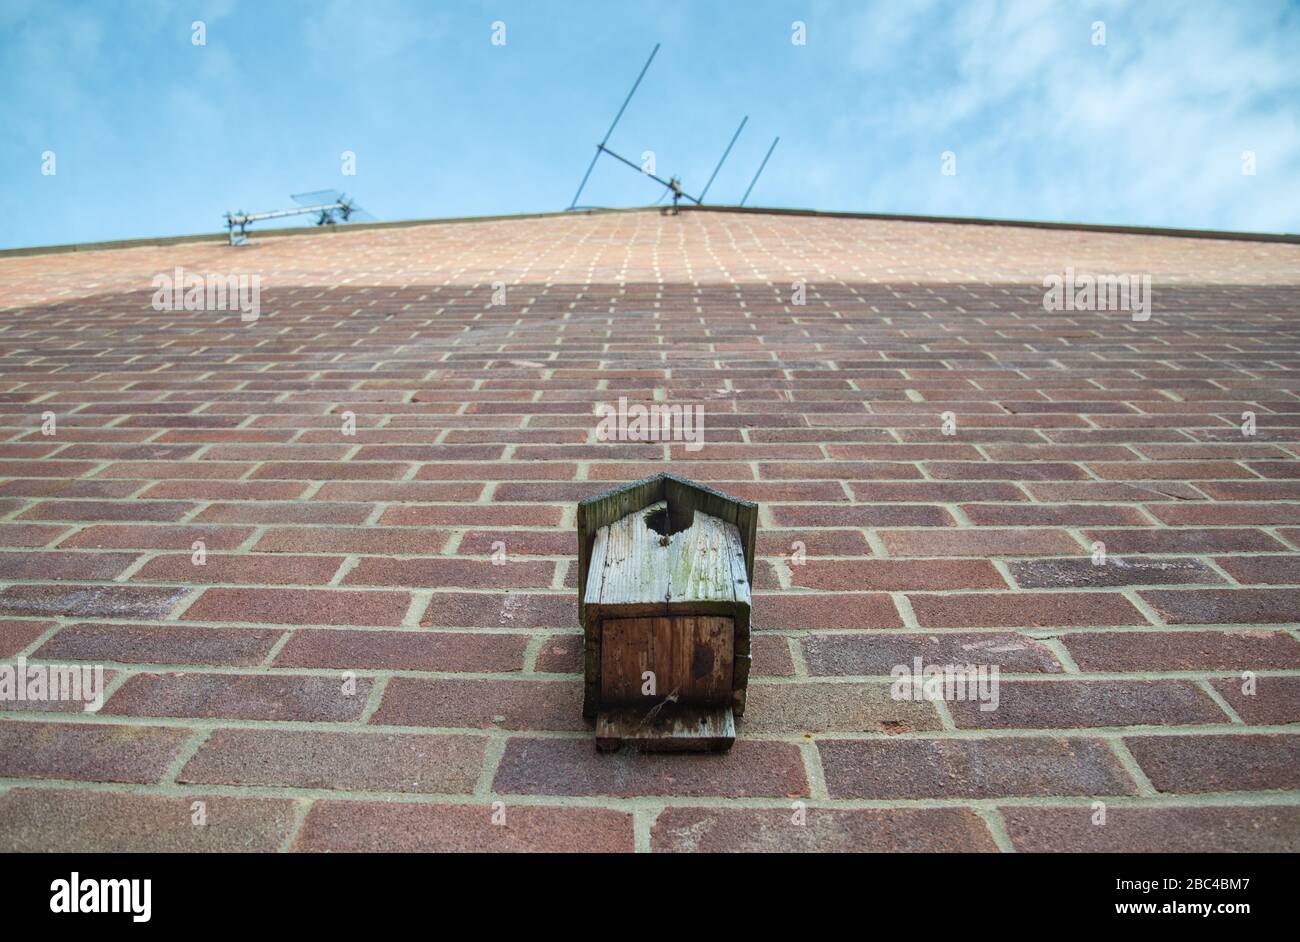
[0,210,1297,851]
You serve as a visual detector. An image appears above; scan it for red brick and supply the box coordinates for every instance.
[908,591,1143,628]
[104,672,371,721]
[313,482,483,501]
[751,635,795,676]
[1082,527,1284,554]
[493,738,809,798]
[926,461,1089,481]
[1001,805,1300,852]
[1209,675,1300,724]
[1140,588,1299,625]
[58,524,255,550]
[19,499,196,522]
[879,528,1081,557]
[1215,555,1300,585]
[0,524,72,548]
[1089,461,1253,480]
[250,461,412,481]
[293,801,634,852]
[754,592,902,629]
[1007,556,1221,588]
[134,553,345,585]
[962,504,1148,526]
[96,461,254,479]
[274,629,528,672]
[0,584,189,619]
[0,789,299,852]
[652,807,997,852]
[819,737,1136,798]
[343,557,555,589]
[179,729,485,793]
[381,505,564,527]
[848,482,1027,501]
[0,720,189,783]
[1126,734,1300,792]
[36,622,281,666]
[420,592,575,628]
[948,680,1225,729]
[0,619,54,657]
[770,505,954,528]
[744,682,941,734]
[803,631,1062,675]
[789,559,1005,591]
[373,677,584,730]
[0,551,137,581]
[534,633,584,672]
[253,526,451,555]
[1152,503,1300,525]
[181,587,411,626]
[193,502,373,525]
[1064,629,1300,672]
[141,480,308,500]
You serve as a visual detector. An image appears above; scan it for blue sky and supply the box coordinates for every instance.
[2,0,1298,249]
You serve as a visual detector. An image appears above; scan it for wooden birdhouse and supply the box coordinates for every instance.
[578,474,757,752]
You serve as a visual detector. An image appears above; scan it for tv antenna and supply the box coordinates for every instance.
[567,44,778,213]
[223,190,374,246]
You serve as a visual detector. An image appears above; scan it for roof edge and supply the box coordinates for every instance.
[685,205,1300,244]
[2,204,1296,258]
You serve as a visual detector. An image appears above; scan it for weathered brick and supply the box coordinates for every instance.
[59,524,255,550]
[0,720,189,783]
[908,591,1143,628]
[1140,588,1300,625]
[343,557,555,589]
[0,619,54,657]
[652,806,997,852]
[181,587,411,626]
[948,680,1225,729]
[743,682,941,734]
[494,738,809,797]
[1208,675,1300,725]
[1063,629,1300,672]
[803,631,1062,675]
[754,592,902,629]
[1126,734,1300,792]
[1082,527,1285,554]
[1007,556,1222,588]
[293,801,634,852]
[789,559,1005,591]
[0,788,299,852]
[179,728,485,793]
[373,677,584,730]
[879,528,1082,557]
[1001,805,1300,852]
[133,553,345,585]
[103,672,370,722]
[819,737,1136,798]
[1214,555,1300,585]
[420,592,575,628]
[36,622,283,666]
[274,629,528,672]
[0,584,189,619]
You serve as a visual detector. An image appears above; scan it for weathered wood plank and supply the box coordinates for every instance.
[600,615,734,706]
[595,704,736,752]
